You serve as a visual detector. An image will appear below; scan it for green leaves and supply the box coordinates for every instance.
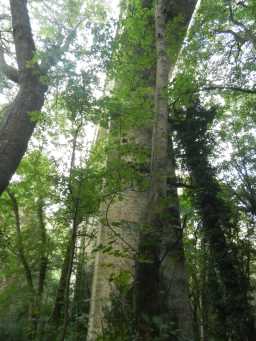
[28,110,46,123]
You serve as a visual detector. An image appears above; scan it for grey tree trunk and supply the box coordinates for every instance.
[135,0,197,340]
[87,125,152,340]
[88,1,197,340]
[87,1,155,338]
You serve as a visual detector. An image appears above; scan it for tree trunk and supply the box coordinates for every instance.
[87,1,155,339]
[7,189,43,339]
[135,1,197,340]
[201,239,209,341]
[0,0,75,196]
[51,127,82,339]
[88,1,197,340]
[71,225,90,340]
[37,199,48,298]
[0,0,47,195]
[174,103,255,340]
[7,189,34,293]
[51,237,73,325]
[35,200,48,340]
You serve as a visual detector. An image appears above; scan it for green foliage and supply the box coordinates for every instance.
[1,0,256,340]
[97,271,135,341]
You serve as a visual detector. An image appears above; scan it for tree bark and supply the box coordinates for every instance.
[87,2,155,339]
[37,199,48,300]
[0,0,47,195]
[71,224,90,340]
[0,0,77,195]
[135,1,197,340]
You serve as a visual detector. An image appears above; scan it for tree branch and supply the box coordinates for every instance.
[227,0,248,32]
[0,47,19,83]
[226,0,256,48]
[40,20,83,73]
[203,85,256,94]
[215,29,246,45]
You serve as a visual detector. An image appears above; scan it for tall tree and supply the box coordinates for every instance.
[0,0,81,195]
[0,0,47,195]
[135,1,197,340]
[173,101,255,340]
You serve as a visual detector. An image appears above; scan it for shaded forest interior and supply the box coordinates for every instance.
[0,0,256,340]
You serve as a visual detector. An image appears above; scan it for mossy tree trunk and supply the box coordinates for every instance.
[174,103,255,340]
[135,1,197,340]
